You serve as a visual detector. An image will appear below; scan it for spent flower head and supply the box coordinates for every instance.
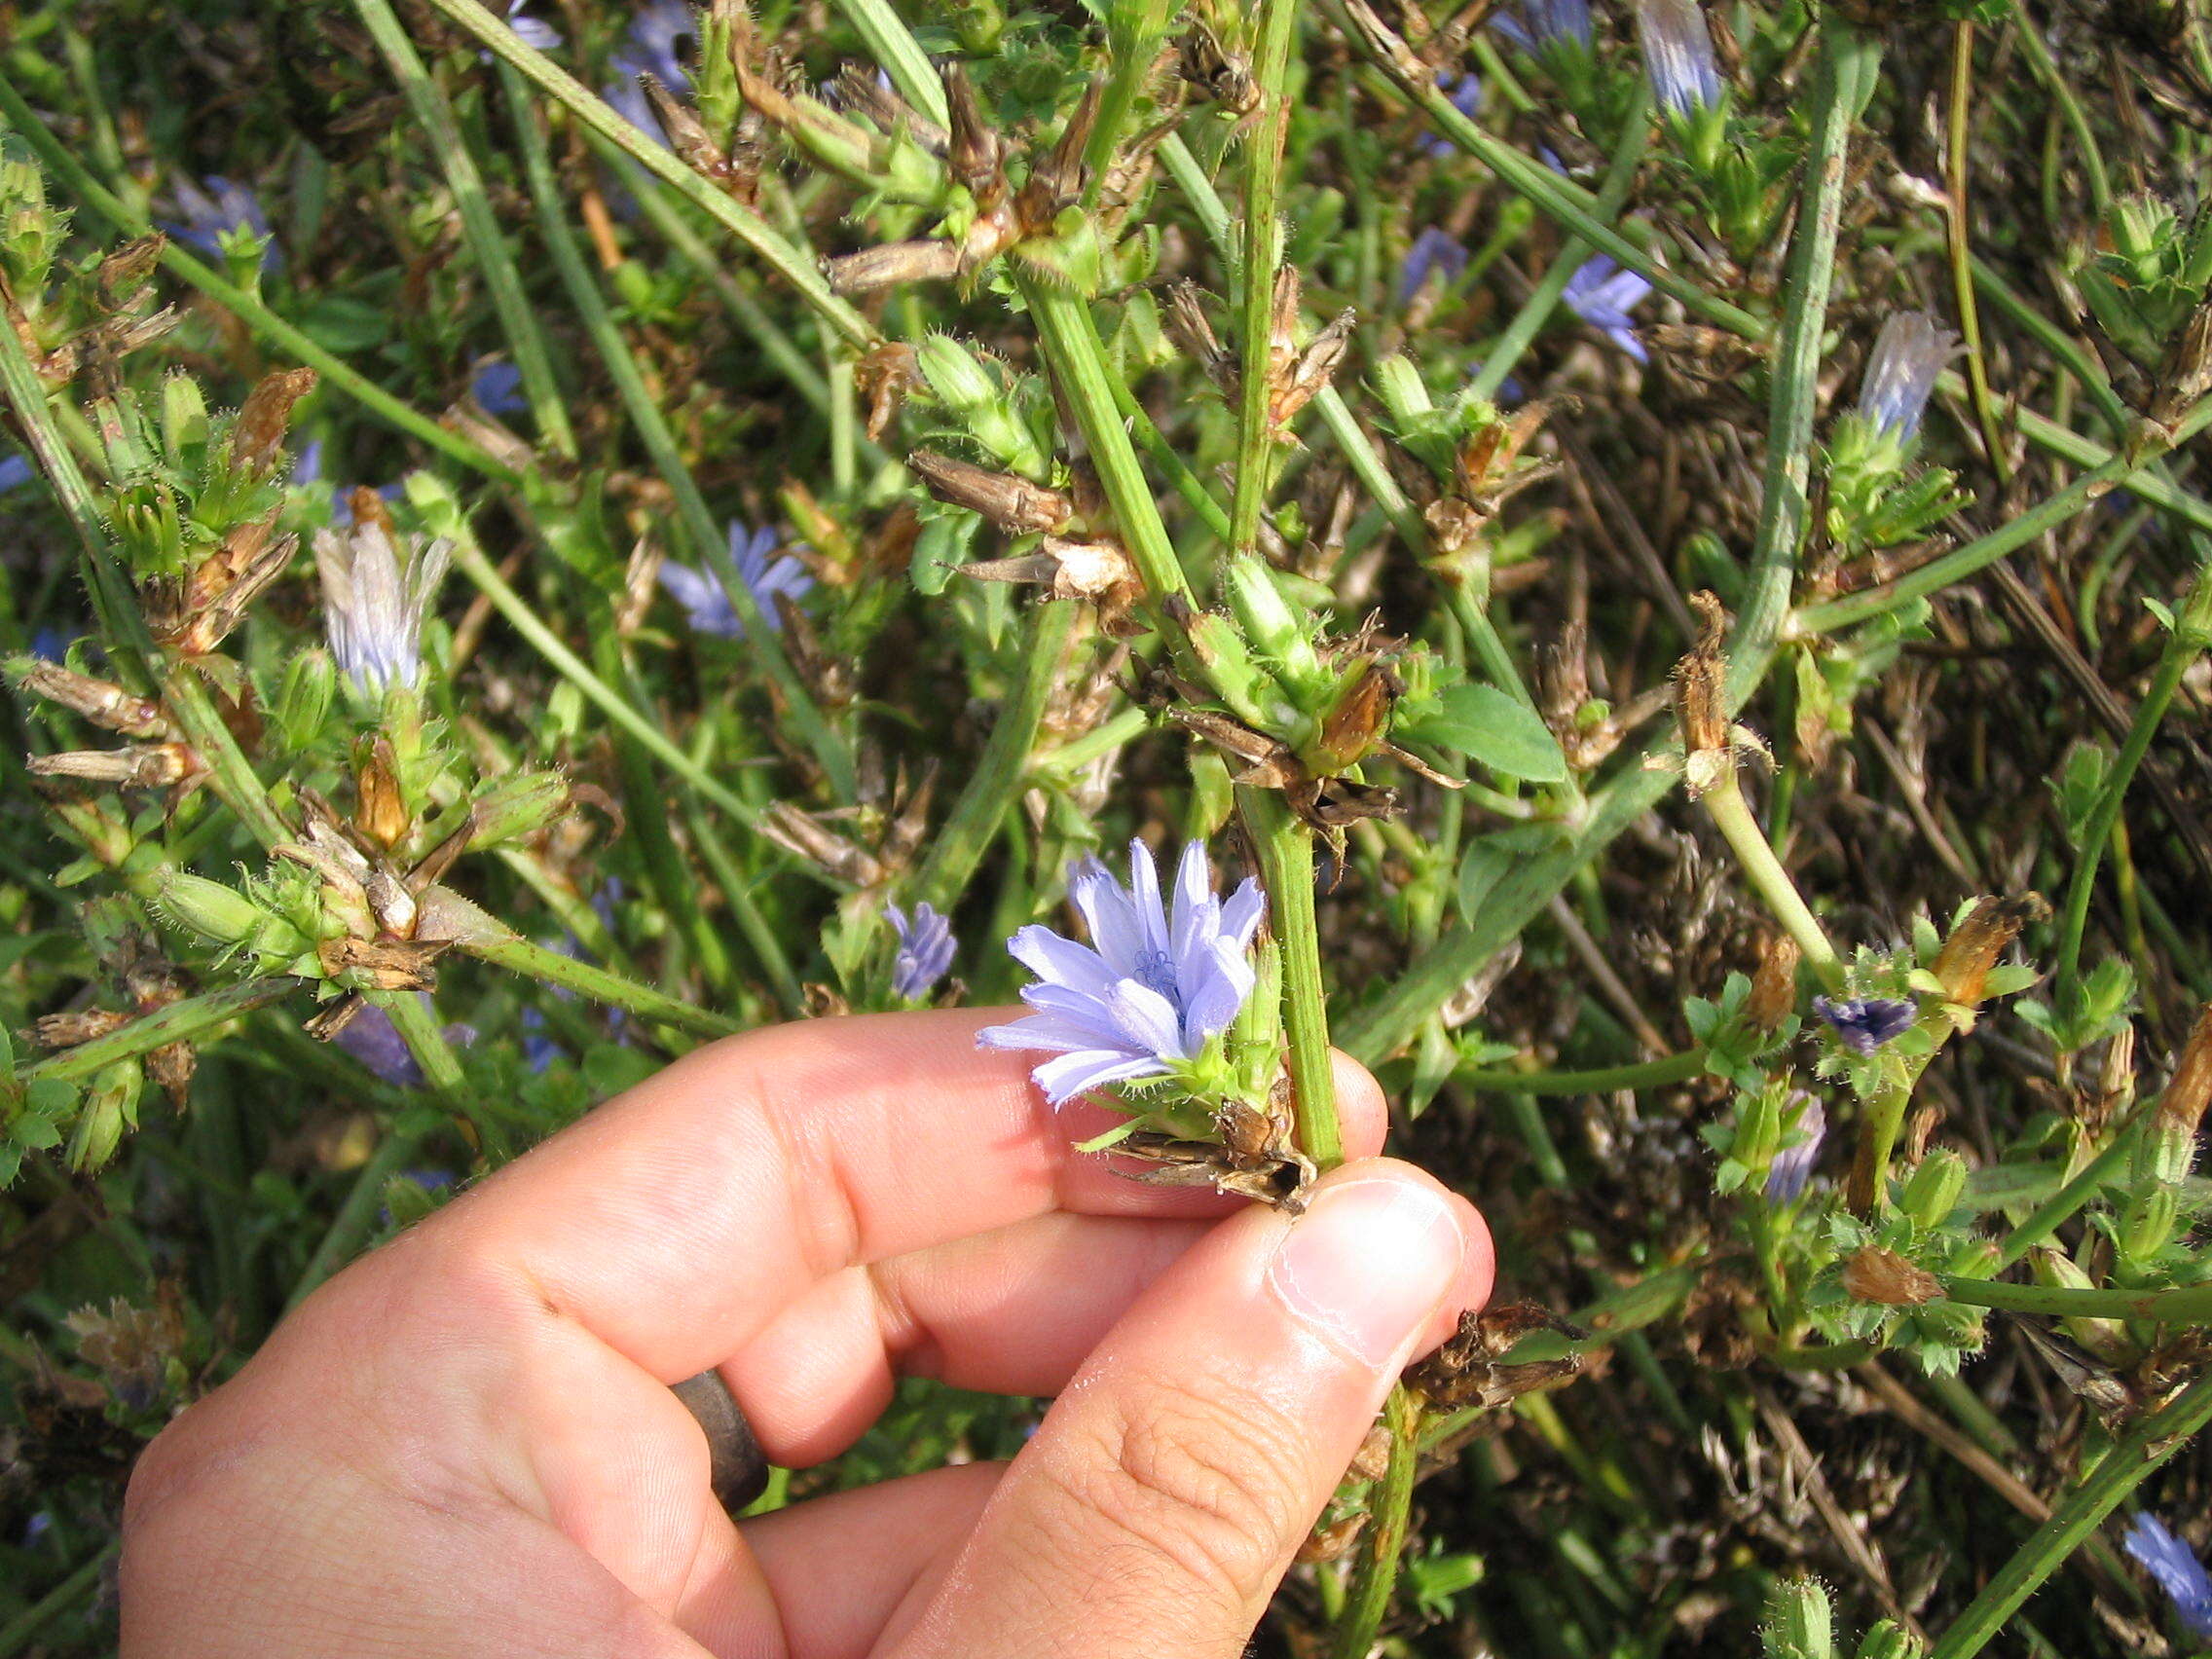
[313,522,453,697]
[1493,0,1594,52]
[1813,995,1915,1057]
[978,839,1266,1106]
[165,176,276,270]
[1634,0,1723,117]
[1564,257,1651,362]
[1858,311,1959,441]
[2124,1513,2212,1642]
[659,521,815,640]
[1764,1094,1826,1202]
[887,902,955,1001]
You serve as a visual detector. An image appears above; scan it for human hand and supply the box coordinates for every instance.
[122,1010,1491,1658]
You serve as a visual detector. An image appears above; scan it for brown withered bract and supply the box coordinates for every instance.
[854,342,917,441]
[1312,662,1402,775]
[1177,18,1260,115]
[1930,894,2048,1008]
[1296,1512,1367,1565]
[1271,307,1357,441]
[2157,1004,2212,1138]
[1747,935,1802,1033]
[28,743,197,789]
[826,240,965,296]
[145,513,297,656]
[1113,1082,1316,1210]
[227,368,319,479]
[1673,590,1730,759]
[1840,1246,1941,1308]
[907,450,1074,535]
[33,1008,131,1049]
[1163,279,1235,387]
[833,63,949,154]
[1407,1301,1589,1412]
[355,736,409,852]
[315,936,451,991]
[11,662,169,739]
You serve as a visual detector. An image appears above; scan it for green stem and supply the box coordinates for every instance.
[1996,1107,2151,1269]
[1330,1385,1423,1659]
[916,604,1078,912]
[500,66,855,800]
[353,0,579,459]
[1699,769,1842,985]
[0,1542,118,1659]
[1928,1371,2212,1659]
[464,928,743,1042]
[1793,395,2212,633]
[2007,0,2111,216]
[1230,0,1302,559]
[1850,1078,1913,1217]
[0,77,521,484]
[1456,1048,1706,1094]
[1244,790,1341,1169]
[420,0,878,350]
[2052,565,2212,999]
[833,0,948,125]
[19,978,303,1081]
[1936,1274,2212,1323]
[1734,23,1881,698]
[1944,22,2009,482]
[681,798,804,1017]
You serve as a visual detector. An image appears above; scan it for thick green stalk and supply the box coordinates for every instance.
[421,0,878,350]
[1996,1108,2151,1269]
[353,0,578,459]
[499,66,855,800]
[1244,790,1341,1169]
[1330,1385,1423,1659]
[19,979,303,1081]
[464,929,742,1041]
[0,77,521,484]
[833,0,948,125]
[1457,1048,1707,1094]
[375,985,469,1097]
[1794,396,2212,633]
[1928,1372,2212,1659]
[2052,565,2212,998]
[1937,1274,2212,1322]
[1699,769,1842,985]
[1230,0,1303,558]
[1734,22,1882,699]
[916,604,1079,912]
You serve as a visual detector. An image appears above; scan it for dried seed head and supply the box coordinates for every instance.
[1747,934,1801,1033]
[907,450,1074,534]
[1841,1245,1941,1307]
[317,936,450,990]
[28,742,197,788]
[34,1008,131,1049]
[228,368,319,479]
[355,735,409,851]
[10,660,168,738]
[826,240,965,295]
[1163,279,1233,384]
[940,63,1005,199]
[1931,894,2048,1006]
[2157,1004,2212,1138]
[1673,590,1730,777]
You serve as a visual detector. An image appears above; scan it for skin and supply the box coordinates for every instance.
[122,1009,1493,1658]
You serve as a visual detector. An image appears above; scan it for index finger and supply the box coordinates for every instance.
[356,1009,1387,1386]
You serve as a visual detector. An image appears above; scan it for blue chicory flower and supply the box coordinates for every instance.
[333,999,475,1088]
[165,176,277,270]
[0,453,33,493]
[1493,0,1594,52]
[313,523,452,695]
[506,0,561,49]
[1564,256,1652,362]
[1399,227,1471,304]
[1813,995,1915,1057]
[659,521,814,640]
[1859,311,1959,441]
[1421,72,1483,158]
[1765,1093,1826,1201]
[888,902,956,1001]
[607,0,697,141]
[1635,0,1723,117]
[470,360,528,417]
[2125,1514,2212,1641]
[978,839,1266,1106]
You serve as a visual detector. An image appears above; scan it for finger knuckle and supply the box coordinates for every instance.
[1051,1377,1303,1609]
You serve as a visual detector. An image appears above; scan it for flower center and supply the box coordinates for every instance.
[1133,947,1180,1004]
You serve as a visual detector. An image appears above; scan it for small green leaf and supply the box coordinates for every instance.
[1411,683,1567,782]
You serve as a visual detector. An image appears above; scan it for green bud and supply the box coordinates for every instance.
[66,1060,142,1173]
[916,333,998,413]
[156,871,276,945]
[1371,353,1435,424]
[1221,554,1325,689]
[1761,1577,1833,1659]
[1736,1083,1783,1173]
[2029,1247,2130,1362]
[466,771,571,850]
[2120,1185,2180,1263]
[273,648,338,755]
[1181,609,1278,731]
[2131,1120,2197,1189]
[1899,1150,1968,1230]
[1855,1619,1924,1659]
[953,0,1004,52]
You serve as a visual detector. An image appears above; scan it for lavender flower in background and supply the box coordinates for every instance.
[660,521,814,640]
[1635,0,1723,116]
[1765,1094,1825,1201]
[470,360,528,417]
[1813,995,1915,1057]
[1492,0,1594,53]
[506,0,561,49]
[1421,72,1483,158]
[165,176,277,269]
[334,1000,475,1088]
[313,523,453,696]
[0,453,32,492]
[1399,227,1471,304]
[291,442,403,530]
[979,840,1265,1106]
[1858,312,1959,441]
[1564,256,1652,362]
[888,902,955,1001]
[607,0,697,140]
[2124,1514,2212,1641]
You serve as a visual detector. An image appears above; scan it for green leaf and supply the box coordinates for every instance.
[1411,683,1567,782]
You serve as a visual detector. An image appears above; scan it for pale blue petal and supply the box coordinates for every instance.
[977,1014,1126,1055]
[1221,878,1267,949]
[1009,925,1118,999]
[1072,857,1151,980]
[1107,978,1188,1060]
[1032,1050,1169,1106]
[1124,837,1172,968]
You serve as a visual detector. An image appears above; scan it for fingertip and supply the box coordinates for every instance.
[1327,1051,1390,1159]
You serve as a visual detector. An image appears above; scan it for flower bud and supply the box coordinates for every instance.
[1221,554,1324,688]
[2029,1247,2130,1362]
[1932,894,2046,1007]
[1761,1578,1832,1659]
[272,649,337,754]
[1855,1621,1922,1659]
[155,871,274,945]
[2120,1185,2180,1263]
[1748,935,1801,1032]
[66,1060,142,1173]
[915,332,998,412]
[1371,352,1435,424]
[466,771,571,851]
[1899,1149,1968,1230]
[1735,1083,1783,1172]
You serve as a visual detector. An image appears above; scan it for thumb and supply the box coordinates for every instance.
[884,1159,1491,1659]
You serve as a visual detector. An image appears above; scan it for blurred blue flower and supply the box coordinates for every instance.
[607,0,697,141]
[1813,995,1915,1057]
[165,176,277,270]
[1858,311,1958,440]
[333,999,474,1088]
[1564,256,1651,362]
[1399,227,1471,304]
[470,359,528,417]
[1764,1094,1825,1201]
[1634,0,1722,117]
[978,839,1266,1106]
[888,902,956,1000]
[507,0,561,49]
[660,521,814,640]
[1493,0,1594,51]
[2125,1514,2212,1641]
[1421,72,1483,158]
[28,627,67,664]
[0,453,33,493]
